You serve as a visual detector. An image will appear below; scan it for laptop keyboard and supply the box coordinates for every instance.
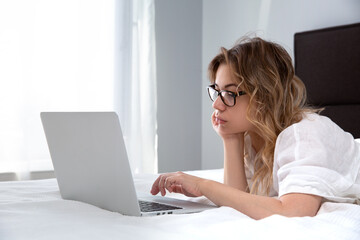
[139,200,182,212]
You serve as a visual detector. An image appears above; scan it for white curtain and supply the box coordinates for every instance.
[0,0,157,179]
[115,0,157,174]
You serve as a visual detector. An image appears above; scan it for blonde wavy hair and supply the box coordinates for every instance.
[208,37,319,195]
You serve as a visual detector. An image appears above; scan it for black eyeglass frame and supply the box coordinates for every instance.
[207,84,246,107]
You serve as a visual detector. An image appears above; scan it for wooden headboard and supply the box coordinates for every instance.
[294,23,360,138]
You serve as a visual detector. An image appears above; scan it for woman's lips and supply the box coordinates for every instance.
[215,116,227,124]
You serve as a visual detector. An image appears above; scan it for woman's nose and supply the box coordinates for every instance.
[212,95,226,111]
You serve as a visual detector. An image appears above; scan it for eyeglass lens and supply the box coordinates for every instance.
[208,87,235,106]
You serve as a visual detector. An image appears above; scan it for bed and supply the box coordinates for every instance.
[1,23,360,239]
[1,169,360,240]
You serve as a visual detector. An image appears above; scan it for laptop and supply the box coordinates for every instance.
[40,112,216,216]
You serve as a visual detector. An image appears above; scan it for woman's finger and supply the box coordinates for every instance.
[150,175,161,195]
[151,174,168,196]
[159,175,167,196]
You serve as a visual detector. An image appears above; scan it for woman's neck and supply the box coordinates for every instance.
[248,131,264,153]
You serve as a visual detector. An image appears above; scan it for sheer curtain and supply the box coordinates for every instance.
[115,0,157,174]
[0,0,157,180]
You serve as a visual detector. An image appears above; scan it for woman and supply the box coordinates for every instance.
[150,37,360,220]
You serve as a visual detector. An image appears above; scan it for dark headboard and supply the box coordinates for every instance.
[294,23,360,138]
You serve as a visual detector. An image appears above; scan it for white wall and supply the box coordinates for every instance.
[155,0,202,172]
[201,0,360,169]
[154,0,360,172]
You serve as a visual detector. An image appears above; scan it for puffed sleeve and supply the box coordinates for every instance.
[272,114,360,203]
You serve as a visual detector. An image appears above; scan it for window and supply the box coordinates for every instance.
[0,0,157,180]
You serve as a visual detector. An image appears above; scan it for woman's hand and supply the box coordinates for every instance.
[150,172,205,198]
[211,111,245,142]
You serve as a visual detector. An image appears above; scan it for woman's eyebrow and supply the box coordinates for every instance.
[224,83,238,88]
[213,83,238,90]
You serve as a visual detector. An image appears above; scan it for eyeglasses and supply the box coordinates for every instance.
[207,84,246,107]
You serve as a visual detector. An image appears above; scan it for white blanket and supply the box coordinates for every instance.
[1,169,360,240]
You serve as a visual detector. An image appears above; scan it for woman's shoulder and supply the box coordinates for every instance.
[275,112,357,155]
[291,112,336,129]
[279,113,350,140]
[273,113,360,203]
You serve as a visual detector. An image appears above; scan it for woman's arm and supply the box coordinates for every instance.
[223,136,249,192]
[212,111,248,192]
[151,172,322,220]
[199,178,322,219]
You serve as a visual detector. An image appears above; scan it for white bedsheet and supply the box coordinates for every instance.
[1,169,360,240]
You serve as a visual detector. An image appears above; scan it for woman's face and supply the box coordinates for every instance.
[212,64,255,136]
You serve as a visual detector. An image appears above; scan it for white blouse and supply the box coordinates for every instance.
[273,113,360,203]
